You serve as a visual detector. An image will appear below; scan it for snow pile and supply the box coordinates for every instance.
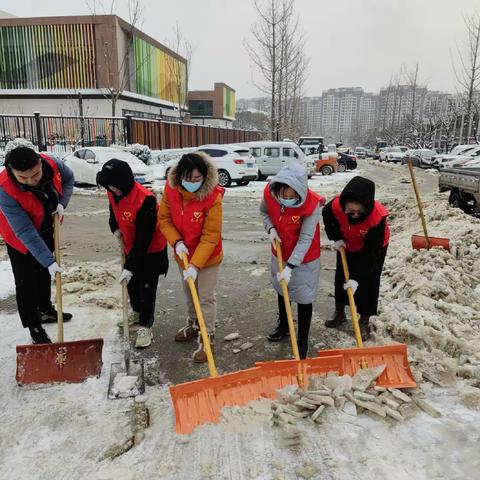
[374,196,480,384]
[0,260,15,299]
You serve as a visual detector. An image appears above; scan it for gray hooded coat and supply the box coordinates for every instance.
[260,163,321,304]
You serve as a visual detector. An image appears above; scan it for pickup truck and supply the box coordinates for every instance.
[438,167,480,215]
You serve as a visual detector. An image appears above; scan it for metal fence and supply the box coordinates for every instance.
[0,112,263,153]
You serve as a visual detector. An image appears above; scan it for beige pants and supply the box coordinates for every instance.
[179,264,219,334]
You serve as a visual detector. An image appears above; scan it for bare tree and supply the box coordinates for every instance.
[164,23,193,120]
[452,13,480,143]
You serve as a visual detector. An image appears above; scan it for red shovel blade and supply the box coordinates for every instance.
[16,339,104,385]
[411,234,450,251]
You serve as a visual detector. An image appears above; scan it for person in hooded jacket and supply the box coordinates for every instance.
[97,159,168,349]
[158,152,223,364]
[0,143,74,344]
[260,163,324,359]
[322,176,389,341]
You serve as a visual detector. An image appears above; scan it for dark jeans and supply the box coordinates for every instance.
[127,269,160,328]
[7,233,54,329]
[277,294,313,358]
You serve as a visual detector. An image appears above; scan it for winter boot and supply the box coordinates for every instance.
[175,320,198,342]
[40,306,72,324]
[117,312,140,329]
[267,311,290,341]
[192,334,215,364]
[325,306,346,328]
[29,326,52,344]
[359,315,371,341]
[135,327,153,348]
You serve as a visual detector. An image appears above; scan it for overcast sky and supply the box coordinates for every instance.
[2,0,479,98]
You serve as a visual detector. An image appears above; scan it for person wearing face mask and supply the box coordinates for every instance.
[96,159,168,349]
[322,176,389,341]
[260,163,324,359]
[0,141,74,344]
[158,152,223,363]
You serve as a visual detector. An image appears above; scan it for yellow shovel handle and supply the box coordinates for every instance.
[339,247,363,348]
[407,158,430,248]
[181,253,218,377]
[275,240,300,361]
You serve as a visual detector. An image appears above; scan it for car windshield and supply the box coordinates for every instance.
[234,149,250,157]
[391,147,404,153]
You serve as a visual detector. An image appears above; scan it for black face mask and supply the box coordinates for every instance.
[347,213,366,224]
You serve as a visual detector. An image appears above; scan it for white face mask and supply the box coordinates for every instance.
[182,180,202,192]
[280,197,298,207]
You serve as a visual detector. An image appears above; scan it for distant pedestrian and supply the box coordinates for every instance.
[322,176,389,341]
[158,152,223,364]
[97,159,168,348]
[260,163,324,359]
[0,141,74,344]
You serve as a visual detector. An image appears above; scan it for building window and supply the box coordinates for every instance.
[189,100,214,117]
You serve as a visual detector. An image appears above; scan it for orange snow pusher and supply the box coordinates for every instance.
[16,215,104,386]
[316,247,416,389]
[170,252,346,434]
[407,158,450,251]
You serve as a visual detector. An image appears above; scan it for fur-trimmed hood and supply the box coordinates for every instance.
[167,152,219,201]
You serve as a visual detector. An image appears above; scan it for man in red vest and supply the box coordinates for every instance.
[97,159,168,349]
[322,176,389,341]
[0,143,74,344]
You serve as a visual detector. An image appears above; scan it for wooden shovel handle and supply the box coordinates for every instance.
[53,214,64,343]
[275,240,300,361]
[407,159,430,248]
[339,247,363,349]
[181,253,218,378]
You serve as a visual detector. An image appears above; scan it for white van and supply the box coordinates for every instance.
[243,141,314,180]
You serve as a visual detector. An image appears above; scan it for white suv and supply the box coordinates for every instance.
[196,144,259,187]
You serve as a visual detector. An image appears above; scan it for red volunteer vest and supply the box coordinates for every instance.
[108,183,167,255]
[263,185,323,263]
[164,181,223,262]
[331,195,390,252]
[0,153,63,253]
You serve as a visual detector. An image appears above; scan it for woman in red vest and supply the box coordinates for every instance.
[97,159,168,349]
[158,152,223,364]
[0,142,74,344]
[260,163,324,359]
[322,176,389,341]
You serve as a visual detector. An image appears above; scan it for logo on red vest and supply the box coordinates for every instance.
[191,211,203,222]
[359,229,368,237]
[290,215,301,224]
[122,211,133,222]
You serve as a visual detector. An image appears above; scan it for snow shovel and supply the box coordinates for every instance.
[16,214,104,385]
[316,247,417,389]
[407,159,450,251]
[107,248,145,399]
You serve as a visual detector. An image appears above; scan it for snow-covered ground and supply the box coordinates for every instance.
[1,161,480,479]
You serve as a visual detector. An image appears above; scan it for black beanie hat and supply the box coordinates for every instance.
[96,159,135,195]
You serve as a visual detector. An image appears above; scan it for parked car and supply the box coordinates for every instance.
[315,144,339,175]
[365,148,375,158]
[246,141,314,180]
[439,166,480,215]
[385,146,408,163]
[337,152,358,172]
[401,149,436,168]
[431,144,478,168]
[63,147,154,187]
[195,144,259,187]
[354,147,367,159]
[438,145,480,170]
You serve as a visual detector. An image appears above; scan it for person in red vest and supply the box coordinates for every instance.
[97,159,168,349]
[158,152,223,364]
[322,176,389,341]
[0,142,74,344]
[260,163,324,359]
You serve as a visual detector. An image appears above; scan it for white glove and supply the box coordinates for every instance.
[113,229,123,246]
[343,279,359,294]
[53,204,64,217]
[334,240,346,251]
[269,228,282,249]
[48,262,64,276]
[277,266,292,285]
[119,269,133,284]
[175,241,190,257]
[183,265,198,282]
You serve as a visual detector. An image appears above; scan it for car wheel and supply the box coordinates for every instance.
[218,169,232,187]
[449,191,463,210]
[337,162,346,173]
[320,165,334,175]
[257,171,267,181]
[236,179,250,186]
